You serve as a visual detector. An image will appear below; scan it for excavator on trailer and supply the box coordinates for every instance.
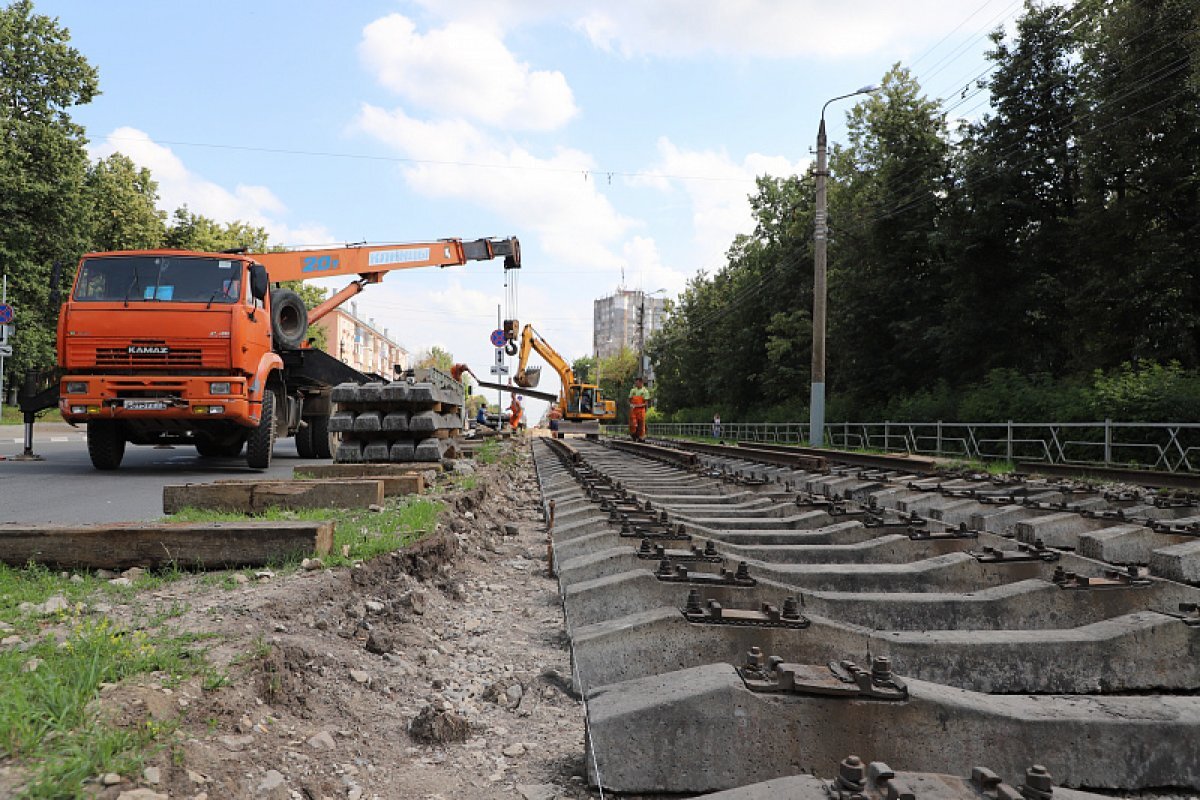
[20,237,520,470]
[475,320,616,437]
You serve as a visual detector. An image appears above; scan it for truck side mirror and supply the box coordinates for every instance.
[248,264,269,301]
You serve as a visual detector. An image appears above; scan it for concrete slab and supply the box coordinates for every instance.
[585,664,1200,793]
[1077,525,1192,565]
[1013,513,1110,549]
[1149,538,1200,584]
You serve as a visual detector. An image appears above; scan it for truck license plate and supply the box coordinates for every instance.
[124,400,168,410]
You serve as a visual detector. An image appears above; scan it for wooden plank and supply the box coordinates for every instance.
[295,475,423,497]
[0,521,333,570]
[297,464,431,479]
[163,480,384,514]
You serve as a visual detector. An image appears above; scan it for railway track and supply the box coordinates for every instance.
[532,435,1200,797]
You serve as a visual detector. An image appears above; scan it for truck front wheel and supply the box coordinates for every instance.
[87,420,126,470]
[246,390,278,470]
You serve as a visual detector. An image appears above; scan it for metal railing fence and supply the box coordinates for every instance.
[601,420,1200,473]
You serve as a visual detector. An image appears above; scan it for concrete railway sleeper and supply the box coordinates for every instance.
[534,436,1200,794]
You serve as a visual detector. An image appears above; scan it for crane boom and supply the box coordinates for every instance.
[253,236,520,323]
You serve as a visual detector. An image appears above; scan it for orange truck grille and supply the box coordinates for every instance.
[69,339,230,370]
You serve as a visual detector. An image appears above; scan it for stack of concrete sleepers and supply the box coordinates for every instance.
[330,368,464,463]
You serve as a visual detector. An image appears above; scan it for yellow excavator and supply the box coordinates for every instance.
[476,320,616,436]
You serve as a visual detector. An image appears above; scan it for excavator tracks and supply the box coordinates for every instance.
[532,436,1200,797]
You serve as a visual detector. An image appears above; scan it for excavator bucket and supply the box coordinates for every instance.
[515,366,542,388]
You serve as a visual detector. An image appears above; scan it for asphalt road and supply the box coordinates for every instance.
[0,423,329,524]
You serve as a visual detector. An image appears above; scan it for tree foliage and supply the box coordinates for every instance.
[651,0,1200,423]
[0,0,98,377]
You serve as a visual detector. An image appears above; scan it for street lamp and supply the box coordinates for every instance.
[810,84,879,447]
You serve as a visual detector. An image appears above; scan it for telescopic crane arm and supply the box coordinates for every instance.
[253,236,520,324]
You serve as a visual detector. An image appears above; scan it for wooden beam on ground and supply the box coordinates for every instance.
[295,475,422,497]
[0,521,333,570]
[163,479,384,514]
[296,464,433,485]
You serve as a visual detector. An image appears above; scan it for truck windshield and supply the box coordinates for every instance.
[73,256,242,304]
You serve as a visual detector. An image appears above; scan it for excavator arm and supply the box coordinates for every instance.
[253,236,520,324]
[513,324,574,390]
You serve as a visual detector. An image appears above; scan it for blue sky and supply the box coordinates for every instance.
[39,0,1024,415]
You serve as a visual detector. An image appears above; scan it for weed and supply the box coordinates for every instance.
[476,439,501,465]
[0,614,211,798]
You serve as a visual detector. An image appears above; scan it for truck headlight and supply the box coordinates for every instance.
[209,382,232,394]
[66,381,88,394]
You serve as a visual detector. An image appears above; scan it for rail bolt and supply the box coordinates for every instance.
[735,561,751,581]
[704,541,718,556]
[638,539,653,555]
[657,559,672,577]
[782,596,801,619]
[871,656,894,683]
[837,755,866,792]
[1021,764,1054,799]
[685,588,703,615]
[745,646,764,668]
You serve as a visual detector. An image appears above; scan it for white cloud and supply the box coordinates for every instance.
[359,14,577,131]
[90,127,332,246]
[635,138,810,266]
[355,104,635,270]
[410,0,991,60]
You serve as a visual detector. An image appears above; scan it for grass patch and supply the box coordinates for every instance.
[475,439,502,465]
[0,614,213,798]
[167,496,443,567]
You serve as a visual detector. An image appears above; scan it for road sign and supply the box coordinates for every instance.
[489,328,506,348]
[0,324,9,345]
[0,345,11,357]
[494,347,506,366]
[489,365,509,375]
[0,304,13,325]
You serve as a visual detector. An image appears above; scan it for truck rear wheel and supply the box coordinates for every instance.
[87,420,126,470]
[246,390,277,470]
[296,413,335,459]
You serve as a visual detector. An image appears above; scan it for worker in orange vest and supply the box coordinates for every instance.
[628,376,649,441]
[508,395,523,431]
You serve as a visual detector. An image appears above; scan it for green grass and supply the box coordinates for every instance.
[167,496,443,567]
[475,439,502,465]
[1,405,24,425]
[0,614,213,798]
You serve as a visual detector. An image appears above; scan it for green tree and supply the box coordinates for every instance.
[571,354,595,384]
[596,346,639,423]
[1070,0,1200,370]
[415,345,454,374]
[827,65,950,415]
[941,1,1080,382]
[84,152,166,250]
[164,206,270,252]
[0,0,99,380]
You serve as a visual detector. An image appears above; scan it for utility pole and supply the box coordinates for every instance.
[810,84,879,447]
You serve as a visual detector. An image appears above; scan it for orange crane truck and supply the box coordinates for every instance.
[20,237,520,470]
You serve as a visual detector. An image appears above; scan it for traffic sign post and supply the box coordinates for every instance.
[0,278,9,407]
[489,328,507,348]
[490,346,508,375]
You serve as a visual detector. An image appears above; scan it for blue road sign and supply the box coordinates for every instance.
[0,304,12,325]
[489,328,506,348]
